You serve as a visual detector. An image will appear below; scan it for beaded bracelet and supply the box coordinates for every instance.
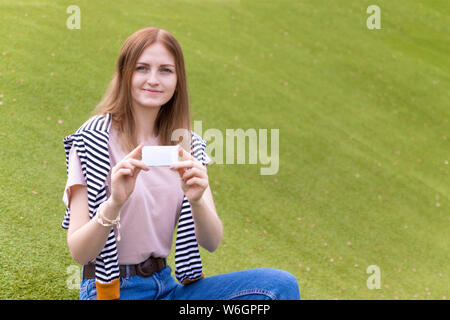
[96,201,121,241]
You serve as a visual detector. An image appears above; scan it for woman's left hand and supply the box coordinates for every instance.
[170,145,209,204]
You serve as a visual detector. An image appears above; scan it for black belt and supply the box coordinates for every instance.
[83,256,166,279]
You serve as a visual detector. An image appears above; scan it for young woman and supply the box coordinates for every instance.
[62,27,300,300]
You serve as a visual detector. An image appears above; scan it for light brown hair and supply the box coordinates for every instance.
[93,27,191,152]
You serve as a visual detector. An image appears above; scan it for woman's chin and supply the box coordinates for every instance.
[135,99,164,109]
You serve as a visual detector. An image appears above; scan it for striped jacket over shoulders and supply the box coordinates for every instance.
[62,113,206,300]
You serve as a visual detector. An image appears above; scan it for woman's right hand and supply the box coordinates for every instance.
[109,143,149,210]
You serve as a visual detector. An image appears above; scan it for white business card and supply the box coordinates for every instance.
[142,146,179,166]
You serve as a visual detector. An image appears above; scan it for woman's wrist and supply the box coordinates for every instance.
[96,199,122,241]
[189,195,205,209]
[102,198,122,220]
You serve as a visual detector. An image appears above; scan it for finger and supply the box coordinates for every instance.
[178,167,186,179]
[123,160,144,178]
[125,143,144,160]
[128,158,149,171]
[178,145,194,161]
[185,177,207,187]
[182,167,206,182]
[112,161,134,174]
[116,168,134,177]
[172,161,192,179]
[121,161,136,171]
[170,160,199,171]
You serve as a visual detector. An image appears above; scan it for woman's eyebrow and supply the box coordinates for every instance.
[136,62,175,67]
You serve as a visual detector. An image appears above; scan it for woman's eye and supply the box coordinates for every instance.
[136,66,173,73]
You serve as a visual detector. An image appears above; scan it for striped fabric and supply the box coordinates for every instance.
[62,113,206,291]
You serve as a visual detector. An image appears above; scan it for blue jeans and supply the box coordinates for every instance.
[80,266,300,300]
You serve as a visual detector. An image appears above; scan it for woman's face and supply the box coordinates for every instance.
[131,42,177,111]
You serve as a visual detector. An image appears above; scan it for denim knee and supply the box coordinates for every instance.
[265,268,301,300]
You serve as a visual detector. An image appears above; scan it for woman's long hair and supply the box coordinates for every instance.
[93,27,191,152]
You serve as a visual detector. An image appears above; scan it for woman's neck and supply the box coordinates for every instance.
[132,104,161,142]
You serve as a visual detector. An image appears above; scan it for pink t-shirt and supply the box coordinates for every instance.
[63,126,186,265]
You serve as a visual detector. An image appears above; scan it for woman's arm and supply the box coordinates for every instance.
[190,185,223,252]
[67,186,122,265]
[67,143,148,265]
[171,146,223,252]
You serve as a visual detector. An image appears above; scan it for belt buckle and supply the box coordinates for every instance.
[136,258,155,278]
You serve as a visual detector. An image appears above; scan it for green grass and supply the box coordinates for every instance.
[0,0,449,299]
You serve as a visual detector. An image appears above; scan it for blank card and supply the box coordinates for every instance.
[142,146,179,166]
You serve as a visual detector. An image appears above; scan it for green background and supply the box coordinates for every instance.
[0,0,448,299]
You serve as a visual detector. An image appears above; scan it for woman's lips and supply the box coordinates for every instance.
[144,89,161,94]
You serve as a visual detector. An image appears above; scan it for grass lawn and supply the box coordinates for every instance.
[0,0,448,299]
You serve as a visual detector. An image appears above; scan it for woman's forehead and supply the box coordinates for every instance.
[137,43,175,65]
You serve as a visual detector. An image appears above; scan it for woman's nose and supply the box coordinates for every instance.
[146,71,160,85]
